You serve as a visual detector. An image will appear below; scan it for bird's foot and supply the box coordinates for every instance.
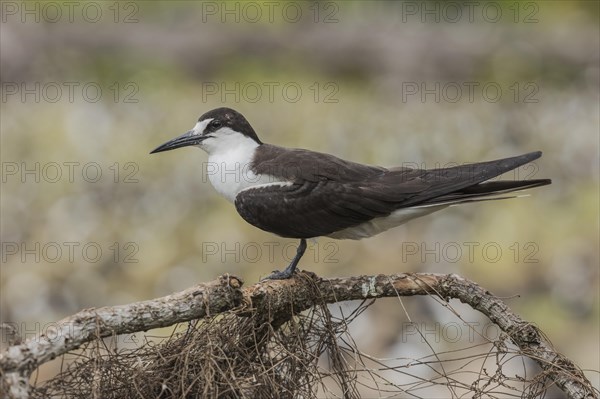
[261,239,307,281]
[261,268,296,281]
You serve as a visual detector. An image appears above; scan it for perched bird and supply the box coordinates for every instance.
[151,107,551,279]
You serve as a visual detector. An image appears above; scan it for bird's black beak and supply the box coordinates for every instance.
[150,130,204,154]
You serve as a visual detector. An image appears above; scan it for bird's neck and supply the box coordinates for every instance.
[206,138,262,202]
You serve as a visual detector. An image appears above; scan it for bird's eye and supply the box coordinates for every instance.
[210,120,222,129]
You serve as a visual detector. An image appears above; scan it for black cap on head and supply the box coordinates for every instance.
[199,107,262,144]
[150,107,262,154]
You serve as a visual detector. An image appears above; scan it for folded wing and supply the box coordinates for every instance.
[234,150,550,239]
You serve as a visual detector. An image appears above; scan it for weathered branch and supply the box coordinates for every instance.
[1,272,596,399]
[1,275,243,374]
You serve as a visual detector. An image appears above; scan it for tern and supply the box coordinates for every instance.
[151,107,551,279]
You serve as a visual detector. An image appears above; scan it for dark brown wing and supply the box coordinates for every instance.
[235,180,399,238]
[370,151,547,207]
[251,144,386,182]
[236,150,548,238]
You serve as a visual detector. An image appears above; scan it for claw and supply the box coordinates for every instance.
[260,239,307,280]
[261,269,295,280]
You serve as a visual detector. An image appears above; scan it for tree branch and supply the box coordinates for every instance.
[1,275,243,374]
[1,272,596,399]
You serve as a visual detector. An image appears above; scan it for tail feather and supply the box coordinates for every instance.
[398,151,547,207]
[419,178,551,207]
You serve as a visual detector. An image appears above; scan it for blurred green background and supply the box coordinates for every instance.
[1,0,598,394]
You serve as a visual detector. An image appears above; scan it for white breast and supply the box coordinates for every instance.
[205,133,287,202]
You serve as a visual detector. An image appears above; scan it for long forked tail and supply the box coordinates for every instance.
[416,151,552,207]
[420,179,552,207]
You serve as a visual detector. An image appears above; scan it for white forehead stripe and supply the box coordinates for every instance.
[192,118,213,135]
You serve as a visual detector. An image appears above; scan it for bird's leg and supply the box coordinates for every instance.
[262,239,307,280]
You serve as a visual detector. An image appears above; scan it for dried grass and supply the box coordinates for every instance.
[30,292,595,399]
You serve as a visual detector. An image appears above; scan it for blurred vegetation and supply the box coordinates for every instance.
[1,0,598,392]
